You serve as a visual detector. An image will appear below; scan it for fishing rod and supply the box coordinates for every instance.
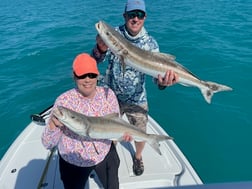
[30,105,56,188]
[30,105,53,125]
[37,147,56,189]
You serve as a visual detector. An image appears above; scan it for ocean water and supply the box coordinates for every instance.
[0,0,251,184]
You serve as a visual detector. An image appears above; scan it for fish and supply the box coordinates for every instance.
[52,106,173,155]
[95,21,233,104]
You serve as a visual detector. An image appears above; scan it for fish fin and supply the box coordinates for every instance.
[200,81,233,104]
[156,51,202,79]
[148,134,173,155]
[149,140,162,155]
[119,55,126,78]
[103,113,119,118]
[153,52,176,61]
[112,117,137,128]
[201,88,213,104]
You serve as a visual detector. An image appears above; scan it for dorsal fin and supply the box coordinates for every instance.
[153,52,176,61]
[103,113,119,119]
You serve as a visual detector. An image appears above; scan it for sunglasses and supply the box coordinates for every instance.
[74,72,98,79]
[126,11,145,20]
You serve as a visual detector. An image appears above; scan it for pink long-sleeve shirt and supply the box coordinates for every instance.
[41,87,119,167]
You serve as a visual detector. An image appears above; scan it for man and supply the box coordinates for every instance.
[91,0,178,176]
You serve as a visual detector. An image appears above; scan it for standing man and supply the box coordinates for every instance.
[91,0,178,176]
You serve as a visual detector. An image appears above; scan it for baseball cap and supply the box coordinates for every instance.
[125,0,146,13]
[73,53,99,76]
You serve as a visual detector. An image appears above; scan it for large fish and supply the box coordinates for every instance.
[52,106,172,155]
[95,21,232,104]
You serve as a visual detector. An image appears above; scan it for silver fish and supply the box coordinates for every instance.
[52,106,173,155]
[95,21,232,104]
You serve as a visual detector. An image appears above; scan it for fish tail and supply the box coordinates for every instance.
[201,81,233,104]
[148,134,173,155]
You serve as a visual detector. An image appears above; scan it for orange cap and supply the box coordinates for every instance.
[73,53,99,76]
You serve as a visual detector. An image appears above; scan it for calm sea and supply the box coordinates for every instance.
[0,0,251,184]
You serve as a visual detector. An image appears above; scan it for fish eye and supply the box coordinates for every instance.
[71,116,75,119]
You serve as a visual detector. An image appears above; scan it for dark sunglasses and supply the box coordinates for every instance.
[74,72,98,79]
[126,11,145,19]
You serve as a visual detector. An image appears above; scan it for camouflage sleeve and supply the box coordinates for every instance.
[149,36,160,53]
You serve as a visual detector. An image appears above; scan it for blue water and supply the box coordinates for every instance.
[0,0,251,184]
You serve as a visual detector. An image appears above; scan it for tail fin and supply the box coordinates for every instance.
[201,81,232,104]
[147,134,173,155]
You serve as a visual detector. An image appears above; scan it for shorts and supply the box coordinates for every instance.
[119,102,148,132]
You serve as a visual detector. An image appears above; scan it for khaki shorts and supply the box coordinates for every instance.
[119,102,148,132]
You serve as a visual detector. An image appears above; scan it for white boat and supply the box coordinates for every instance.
[0,106,202,189]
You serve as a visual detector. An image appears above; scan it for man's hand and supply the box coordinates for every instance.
[157,70,179,87]
[96,34,108,53]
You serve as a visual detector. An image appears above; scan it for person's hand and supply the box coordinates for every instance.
[157,70,179,87]
[48,115,63,130]
[123,132,133,142]
[96,34,108,53]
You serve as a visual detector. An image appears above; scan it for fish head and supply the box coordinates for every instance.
[52,106,89,136]
[95,21,128,56]
[52,106,69,122]
[95,21,112,44]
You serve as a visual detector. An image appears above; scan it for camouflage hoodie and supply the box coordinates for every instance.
[92,24,159,105]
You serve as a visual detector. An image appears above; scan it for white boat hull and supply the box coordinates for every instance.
[0,107,202,189]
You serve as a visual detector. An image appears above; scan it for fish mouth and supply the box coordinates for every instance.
[95,21,101,31]
[95,21,105,32]
[52,106,64,119]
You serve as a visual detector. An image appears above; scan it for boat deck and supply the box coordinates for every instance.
[0,108,202,189]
